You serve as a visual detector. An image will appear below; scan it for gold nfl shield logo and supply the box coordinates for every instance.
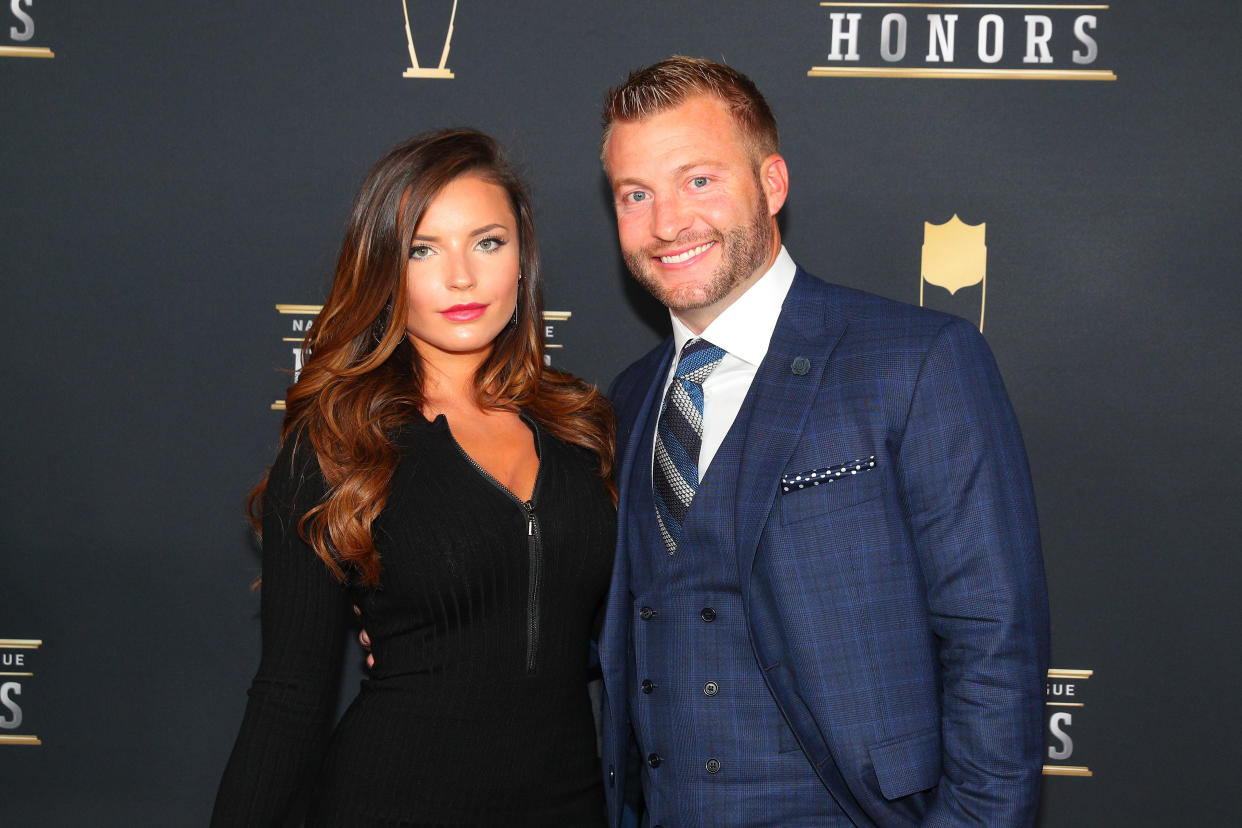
[920,215,987,331]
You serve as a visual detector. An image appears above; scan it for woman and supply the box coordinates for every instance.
[212,130,616,826]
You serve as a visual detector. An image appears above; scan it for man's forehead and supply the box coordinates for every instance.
[619,95,735,136]
[606,97,749,174]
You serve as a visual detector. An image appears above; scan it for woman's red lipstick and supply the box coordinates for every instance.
[440,302,488,322]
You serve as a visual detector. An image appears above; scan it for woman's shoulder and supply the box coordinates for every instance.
[268,416,434,499]
[264,429,328,512]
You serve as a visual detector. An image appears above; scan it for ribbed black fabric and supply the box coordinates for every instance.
[212,413,615,827]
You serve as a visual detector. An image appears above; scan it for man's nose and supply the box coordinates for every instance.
[651,195,692,242]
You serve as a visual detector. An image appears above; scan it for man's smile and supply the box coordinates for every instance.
[656,241,716,265]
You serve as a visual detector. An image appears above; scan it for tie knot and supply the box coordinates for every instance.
[675,338,726,382]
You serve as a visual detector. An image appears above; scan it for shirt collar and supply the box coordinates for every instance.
[669,246,797,367]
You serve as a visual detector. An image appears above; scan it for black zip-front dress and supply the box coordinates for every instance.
[212,413,616,827]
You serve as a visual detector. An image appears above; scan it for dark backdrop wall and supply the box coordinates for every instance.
[3,1,1240,824]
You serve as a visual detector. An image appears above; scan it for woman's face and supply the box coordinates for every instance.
[403,174,521,362]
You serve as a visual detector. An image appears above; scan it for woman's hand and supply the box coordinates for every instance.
[353,605,376,670]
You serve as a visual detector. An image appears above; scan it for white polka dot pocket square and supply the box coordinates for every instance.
[780,456,877,494]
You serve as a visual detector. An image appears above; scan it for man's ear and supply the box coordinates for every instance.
[759,153,789,217]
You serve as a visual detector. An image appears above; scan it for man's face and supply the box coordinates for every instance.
[604,94,785,331]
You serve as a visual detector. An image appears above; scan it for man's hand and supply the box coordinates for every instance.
[353,605,375,670]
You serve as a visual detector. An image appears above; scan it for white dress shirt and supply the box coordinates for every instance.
[656,246,797,477]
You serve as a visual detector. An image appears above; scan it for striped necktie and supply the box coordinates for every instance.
[653,338,727,554]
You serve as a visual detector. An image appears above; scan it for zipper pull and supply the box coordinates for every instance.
[524,501,535,536]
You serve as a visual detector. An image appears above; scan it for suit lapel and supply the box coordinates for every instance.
[733,271,849,593]
[621,361,668,570]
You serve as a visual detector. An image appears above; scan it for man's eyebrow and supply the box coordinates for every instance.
[611,160,726,193]
[673,159,725,177]
[610,176,647,192]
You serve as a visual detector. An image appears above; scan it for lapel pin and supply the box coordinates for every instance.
[791,357,810,376]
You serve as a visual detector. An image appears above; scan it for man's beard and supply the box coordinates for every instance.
[623,192,773,313]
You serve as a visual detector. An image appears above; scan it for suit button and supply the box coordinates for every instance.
[700,607,716,622]
[703,681,719,696]
[639,606,656,621]
[608,765,615,787]
[706,758,722,774]
[641,678,656,694]
[647,753,663,768]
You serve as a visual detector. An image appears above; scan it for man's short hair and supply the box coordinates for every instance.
[601,56,780,167]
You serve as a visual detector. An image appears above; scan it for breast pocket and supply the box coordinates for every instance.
[778,461,887,526]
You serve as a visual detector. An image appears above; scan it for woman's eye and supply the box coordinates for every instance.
[477,237,505,252]
[409,245,433,260]
[690,176,709,188]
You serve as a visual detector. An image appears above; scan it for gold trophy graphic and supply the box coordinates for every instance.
[401,1,458,78]
[920,215,987,331]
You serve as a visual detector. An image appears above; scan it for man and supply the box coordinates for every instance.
[597,56,1049,827]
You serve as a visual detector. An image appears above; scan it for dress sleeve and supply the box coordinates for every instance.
[211,437,349,827]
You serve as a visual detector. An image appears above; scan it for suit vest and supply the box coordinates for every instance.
[627,396,850,827]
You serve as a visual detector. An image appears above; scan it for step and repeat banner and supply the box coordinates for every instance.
[3,2,1239,825]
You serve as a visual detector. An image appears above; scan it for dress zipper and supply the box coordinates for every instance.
[522,500,542,674]
[443,420,544,675]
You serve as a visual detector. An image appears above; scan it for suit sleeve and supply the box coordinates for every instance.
[894,319,1050,826]
[211,440,349,827]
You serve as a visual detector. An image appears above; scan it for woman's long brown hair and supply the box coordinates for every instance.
[250,129,615,585]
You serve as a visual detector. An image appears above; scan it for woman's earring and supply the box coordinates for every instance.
[511,274,523,324]
[373,303,392,345]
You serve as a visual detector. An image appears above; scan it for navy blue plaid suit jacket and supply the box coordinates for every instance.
[599,269,1049,826]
